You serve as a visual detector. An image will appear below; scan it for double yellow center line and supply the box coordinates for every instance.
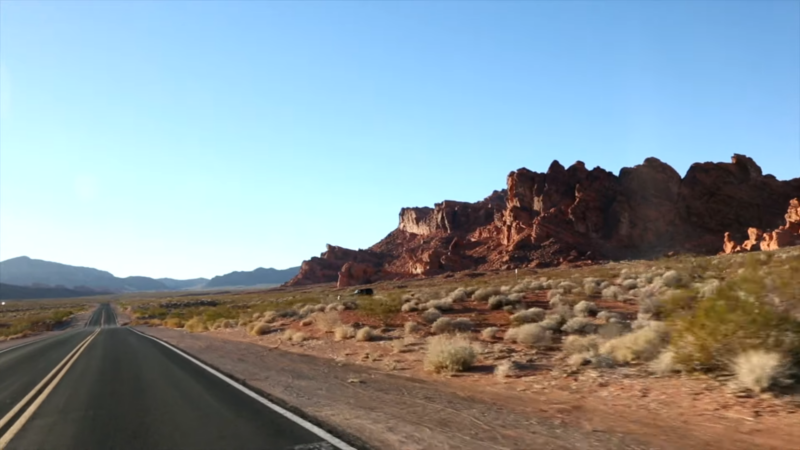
[0,329,101,449]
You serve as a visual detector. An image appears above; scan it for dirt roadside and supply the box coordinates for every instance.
[137,326,797,450]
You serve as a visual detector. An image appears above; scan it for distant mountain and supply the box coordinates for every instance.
[203,267,300,288]
[158,278,209,290]
[0,283,112,301]
[0,257,198,294]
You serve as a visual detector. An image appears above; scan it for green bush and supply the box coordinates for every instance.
[666,266,800,372]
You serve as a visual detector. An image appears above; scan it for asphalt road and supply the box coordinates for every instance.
[0,304,351,450]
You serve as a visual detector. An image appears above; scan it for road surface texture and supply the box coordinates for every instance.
[0,304,354,450]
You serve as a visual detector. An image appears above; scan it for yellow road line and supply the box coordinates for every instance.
[0,329,100,449]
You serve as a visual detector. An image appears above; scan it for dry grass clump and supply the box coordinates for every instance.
[452,317,474,332]
[495,359,522,380]
[473,286,501,302]
[355,327,376,342]
[334,325,356,341]
[540,314,566,331]
[510,308,546,325]
[488,295,511,310]
[424,298,454,311]
[421,308,443,324]
[164,317,184,329]
[283,328,298,340]
[183,317,207,333]
[661,270,687,288]
[731,350,791,393]
[431,317,454,334]
[597,321,631,339]
[300,318,314,327]
[621,279,639,290]
[260,311,278,323]
[573,301,597,318]
[583,283,601,296]
[291,331,308,343]
[481,326,499,340]
[325,302,345,313]
[561,317,597,335]
[313,311,342,332]
[424,335,477,374]
[600,321,669,364]
[250,322,272,336]
[547,289,565,301]
[562,334,601,356]
[447,288,468,302]
[649,349,681,376]
[404,321,423,336]
[401,301,419,313]
[507,293,525,302]
[602,286,624,300]
[506,323,552,347]
[596,311,621,323]
[558,281,580,293]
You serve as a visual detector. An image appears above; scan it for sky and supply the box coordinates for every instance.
[0,1,798,279]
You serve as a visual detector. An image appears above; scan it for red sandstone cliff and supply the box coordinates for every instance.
[286,154,800,287]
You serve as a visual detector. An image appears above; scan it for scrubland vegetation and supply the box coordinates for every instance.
[0,301,89,340]
[120,247,800,395]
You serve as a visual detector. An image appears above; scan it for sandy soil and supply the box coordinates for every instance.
[139,326,800,450]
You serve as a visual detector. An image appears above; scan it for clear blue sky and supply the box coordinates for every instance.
[1,1,798,279]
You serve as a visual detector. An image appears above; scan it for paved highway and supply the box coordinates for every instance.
[0,304,354,450]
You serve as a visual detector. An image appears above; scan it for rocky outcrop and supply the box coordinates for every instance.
[724,198,800,253]
[287,155,800,287]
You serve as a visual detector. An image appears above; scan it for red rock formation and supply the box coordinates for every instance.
[721,198,800,254]
[287,155,800,287]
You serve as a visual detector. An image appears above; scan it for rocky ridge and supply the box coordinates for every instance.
[287,154,800,287]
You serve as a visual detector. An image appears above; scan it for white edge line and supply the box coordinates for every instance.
[127,327,357,450]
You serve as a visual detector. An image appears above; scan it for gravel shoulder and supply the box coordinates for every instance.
[0,308,94,351]
[136,326,800,450]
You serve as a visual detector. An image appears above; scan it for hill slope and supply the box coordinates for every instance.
[0,283,112,301]
[204,267,300,288]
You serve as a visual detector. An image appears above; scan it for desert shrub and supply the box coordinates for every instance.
[500,285,512,295]
[698,279,721,299]
[621,279,639,290]
[573,301,597,318]
[404,321,423,336]
[481,326,499,340]
[325,302,345,313]
[511,282,530,294]
[558,281,580,293]
[649,350,681,376]
[313,311,342,332]
[600,321,669,364]
[548,295,565,308]
[333,325,356,341]
[183,317,207,333]
[550,304,573,321]
[283,328,297,340]
[300,318,314,327]
[464,286,480,297]
[661,270,687,288]
[488,295,511,310]
[424,298,454,311]
[596,311,621,323]
[421,308,443,324]
[401,301,419,313]
[252,312,262,320]
[424,335,477,373]
[666,276,800,371]
[510,308,545,325]
[474,286,501,302]
[561,317,597,335]
[452,317,474,332]
[597,321,630,339]
[547,289,565,301]
[359,295,403,324]
[495,360,522,379]
[507,293,525,302]
[164,317,184,329]
[562,334,601,356]
[510,323,552,347]
[447,288,468,302]
[342,301,358,310]
[298,305,315,317]
[261,311,278,323]
[601,286,624,300]
[291,331,308,343]
[540,315,565,331]
[431,317,454,334]
[599,281,611,290]
[583,283,600,296]
[355,327,375,342]
[250,322,272,336]
[312,304,327,313]
[732,350,791,393]
[529,282,545,291]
